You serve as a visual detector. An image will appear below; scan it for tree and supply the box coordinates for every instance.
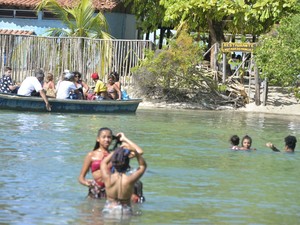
[36,0,113,76]
[37,0,111,39]
[124,0,176,48]
[160,0,297,46]
[254,13,300,88]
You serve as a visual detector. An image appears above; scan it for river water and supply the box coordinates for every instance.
[0,108,300,225]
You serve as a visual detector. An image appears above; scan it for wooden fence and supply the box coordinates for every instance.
[0,34,154,86]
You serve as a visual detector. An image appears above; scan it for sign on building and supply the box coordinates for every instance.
[221,42,256,53]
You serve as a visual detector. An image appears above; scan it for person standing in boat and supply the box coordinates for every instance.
[266,135,297,153]
[17,68,51,111]
[101,140,147,215]
[0,66,19,94]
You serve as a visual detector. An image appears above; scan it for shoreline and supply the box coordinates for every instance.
[138,99,300,116]
[130,85,300,116]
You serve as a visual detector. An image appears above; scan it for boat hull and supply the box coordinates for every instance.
[0,93,142,113]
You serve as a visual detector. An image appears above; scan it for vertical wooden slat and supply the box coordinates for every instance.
[0,35,152,86]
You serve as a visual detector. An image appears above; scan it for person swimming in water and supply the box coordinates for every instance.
[239,135,256,150]
[101,134,147,216]
[266,135,297,153]
[230,135,240,150]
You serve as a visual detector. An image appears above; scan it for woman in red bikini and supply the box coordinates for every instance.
[78,127,115,198]
[78,127,144,199]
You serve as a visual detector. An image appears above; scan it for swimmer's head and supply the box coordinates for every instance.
[112,147,130,172]
[284,135,297,150]
[230,135,240,146]
[242,135,252,149]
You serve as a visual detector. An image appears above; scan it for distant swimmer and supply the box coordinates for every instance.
[229,135,240,150]
[266,135,297,153]
[239,135,256,150]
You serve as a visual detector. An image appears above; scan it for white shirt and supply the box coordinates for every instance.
[56,80,77,99]
[17,77,43,96]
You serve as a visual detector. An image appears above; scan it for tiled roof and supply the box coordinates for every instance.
[0,0,121,11]
[0,29,36,35]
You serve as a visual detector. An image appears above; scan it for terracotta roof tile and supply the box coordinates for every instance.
[0,0,121,11]
[0,29,36,35]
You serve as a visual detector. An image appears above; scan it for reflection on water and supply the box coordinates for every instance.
[0,109,300,224]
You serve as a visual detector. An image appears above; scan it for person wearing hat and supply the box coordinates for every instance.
[17,68,51,111]
[89,72,108,100]
[56,72,80,99]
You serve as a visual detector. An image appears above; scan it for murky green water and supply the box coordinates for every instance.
[0,109,300,224]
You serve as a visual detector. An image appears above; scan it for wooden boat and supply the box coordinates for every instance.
[0,93,142,113]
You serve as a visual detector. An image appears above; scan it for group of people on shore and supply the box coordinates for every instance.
[0,66,124,111]
[78,128,147,216]
[230,134,297,152]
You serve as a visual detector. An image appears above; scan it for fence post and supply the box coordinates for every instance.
[222,53,226,83]
[254,63,260,106]
[262,77,268,106]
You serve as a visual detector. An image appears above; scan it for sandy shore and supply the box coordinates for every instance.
[137,87,300,116]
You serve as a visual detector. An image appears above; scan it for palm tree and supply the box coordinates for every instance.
[36,0,113,78]
[36,0,112,39]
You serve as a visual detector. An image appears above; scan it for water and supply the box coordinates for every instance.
[0,109,300,225]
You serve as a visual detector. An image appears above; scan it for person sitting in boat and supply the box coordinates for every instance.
[56,72,80,99]
[43,72,56,98]
[87,72,108,100]
[73,71,89,100]
[110,71,121,91]
[0,66,19,94]
[266,135,297,153]
[107,73,121,100]
[17,68,51,111]
[101,142,147,216]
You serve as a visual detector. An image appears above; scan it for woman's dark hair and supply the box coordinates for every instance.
[110,71,119,81]
[284,135,297,150]
[93,127,113,150]
[112,147,130,172]
[242,135,252,144]
[73,71,82,79]
[230,135,240,145]
[111,135,122,150]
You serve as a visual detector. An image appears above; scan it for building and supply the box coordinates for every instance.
[0,0,137,39]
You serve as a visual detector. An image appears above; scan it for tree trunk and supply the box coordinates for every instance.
[145,32,150,40]
[254,63,261,106]
[207,19,225,70]
[158,28,166,49]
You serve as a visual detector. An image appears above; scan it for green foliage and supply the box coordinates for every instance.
[133,31,204,90]
[37,0,112,39]
[124,0,171,33]
[217,84,227,93]
[160,0,297,44]
[254,14,300,87]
